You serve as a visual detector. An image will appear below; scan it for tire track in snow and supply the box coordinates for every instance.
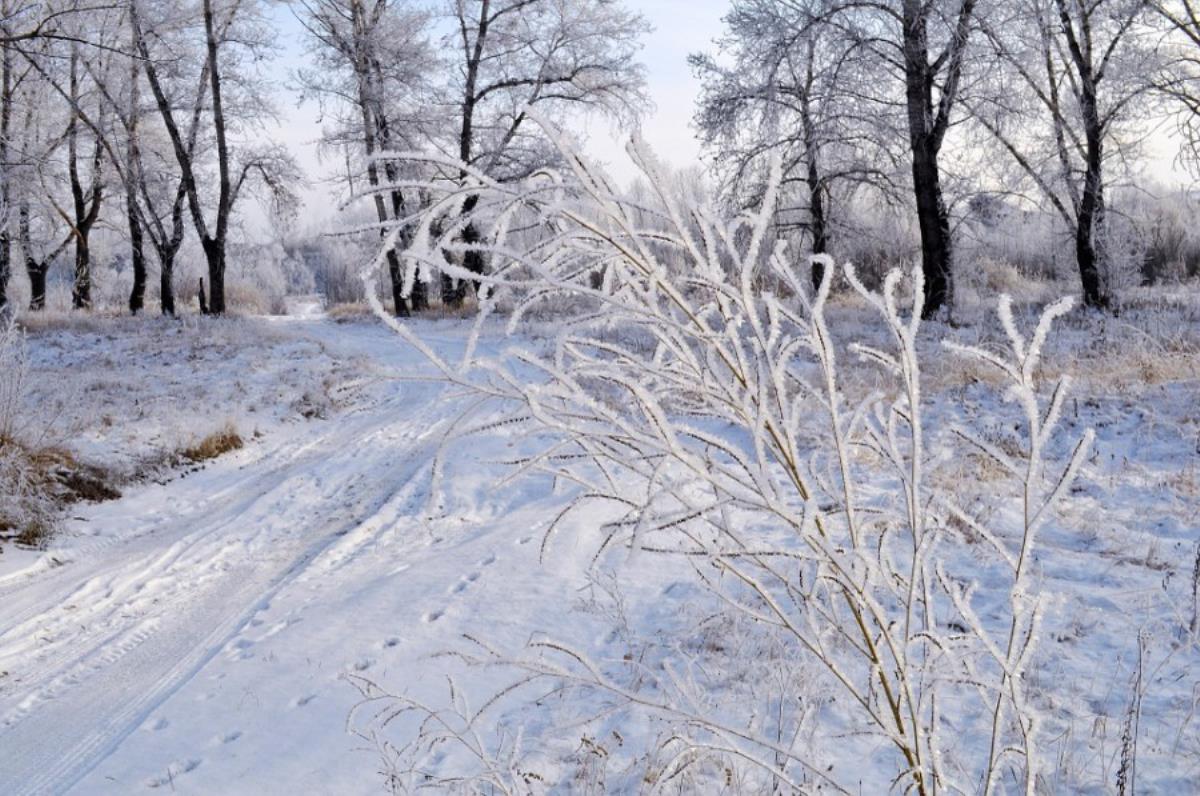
[0,326,458,795]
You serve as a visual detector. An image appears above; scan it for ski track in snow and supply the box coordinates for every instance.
[0,320,470,795]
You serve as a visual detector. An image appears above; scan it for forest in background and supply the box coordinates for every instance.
[0,0,1198,322]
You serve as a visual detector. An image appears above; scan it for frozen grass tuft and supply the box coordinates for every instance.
[1,318,122,549]
[178,424,244,463]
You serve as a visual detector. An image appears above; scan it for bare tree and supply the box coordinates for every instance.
[132,0,298,314]
[295,0,437,315]
[0,6,15,311]
[6,35,75,310]
[714,0,978,315]
[100,13,199,316]
[62,43,105,309]
[973,0,1155,307]
[896,0,979,316]
[692,0,904,290]
[437,0,648,306]
[1153,0,1200,173]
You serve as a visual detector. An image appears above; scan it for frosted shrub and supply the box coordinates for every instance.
[0,320,57,545]
[359,123,1094,793]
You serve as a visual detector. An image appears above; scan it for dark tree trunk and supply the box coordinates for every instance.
[127,48,147,316]
[410,268,428,311]
[806,157,828,292]
[160,254,176,316]
[128,212,147,314]
[201,239,224,314]
[28,265,46,311]
[387,250,409,317]
[900,0,976,318]
[1075,88,1109,308]
[72,242,92,309]
[0,234,8,313]
[443,198,485,309]
[0,43,10,313]
[198,277,209,315]
[18,199,59,312]
[911,145,953,315]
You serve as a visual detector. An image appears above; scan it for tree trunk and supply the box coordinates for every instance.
[443,197,485,309]
[911,144,953,316]
[27,264,46,311]
[127,47,147,315]
[902,0,960,318]
[410,272,428,311]
[203,0,230,314]
[0,42,10,313]
[159,252,175,316]
[806,156,828,292]
[1075,92,1109,308]
[201,239,224,314]
[128,202,146,314]
[0,232,8,313]
[72,241,92,309]
[387,250,409,317]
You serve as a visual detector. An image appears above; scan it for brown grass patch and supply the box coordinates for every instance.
[179,424,244,463]
[327,302,376,323]
[0,434,122,549]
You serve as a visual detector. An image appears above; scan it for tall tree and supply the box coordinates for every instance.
[897,0,979,316]
[692,0,904,290]
[713,0,979,315]
[1153,0,1200,173]
[0,13,14,311]
[295,0,437,315]
[87,11,207,316]
[133,0,297,314]
[439,0,648,306]
[974,0,1154,307]
[63,43,104,309]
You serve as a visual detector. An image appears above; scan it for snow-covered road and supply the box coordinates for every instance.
[0,320,549,794]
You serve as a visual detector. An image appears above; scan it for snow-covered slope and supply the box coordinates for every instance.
[1,312,1197,793]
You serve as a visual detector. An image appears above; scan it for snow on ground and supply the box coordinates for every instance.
[0,297,1197,793]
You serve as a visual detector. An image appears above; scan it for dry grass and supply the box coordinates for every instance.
[0,434,121,549]
[327,302,377,323]
[178,423,244,463]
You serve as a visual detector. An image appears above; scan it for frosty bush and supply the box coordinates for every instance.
[360,123,1094,793]
[0,319,58,545]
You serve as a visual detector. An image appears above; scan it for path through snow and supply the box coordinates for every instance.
[0,319,556,794]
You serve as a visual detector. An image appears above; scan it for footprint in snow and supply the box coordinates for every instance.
[145,758,202,789]
[478,553,496,567]
[382,637,400,649]
[147,717,169,732]
[422,609,444,623]
[211,730,242,746]
[292,694,317,708]
[225,638,255,661]
[449,572,481,595]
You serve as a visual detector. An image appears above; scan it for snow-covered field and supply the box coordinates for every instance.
[0,296,1198,794]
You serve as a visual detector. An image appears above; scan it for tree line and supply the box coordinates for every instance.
[0,0,647,316]
[693,0,1200,315]
[0,0,1197,319]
